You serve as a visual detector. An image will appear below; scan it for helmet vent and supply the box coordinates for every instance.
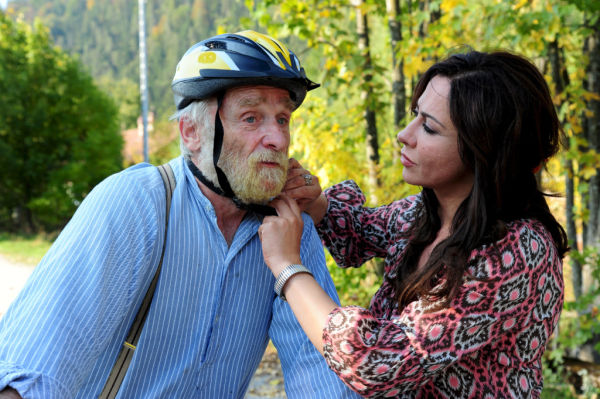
[228,36,247,43]
[205,41,226,50]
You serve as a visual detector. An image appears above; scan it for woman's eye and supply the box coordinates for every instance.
[277,117,288,125]
[411,108,418,117]
[422,123,436,134]
[244,116,256,123]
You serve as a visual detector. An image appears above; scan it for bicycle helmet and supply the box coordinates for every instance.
[172,30,319,110]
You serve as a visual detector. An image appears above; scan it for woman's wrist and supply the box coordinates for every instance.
[274,263,313,301]
[270,256,302,279]
[305,193,328,226]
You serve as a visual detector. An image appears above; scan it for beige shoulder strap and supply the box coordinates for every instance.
[99,163,176,398]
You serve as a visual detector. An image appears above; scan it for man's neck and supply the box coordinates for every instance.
[196,177,247,246]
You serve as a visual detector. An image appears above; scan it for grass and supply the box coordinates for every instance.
[0,233,53,266]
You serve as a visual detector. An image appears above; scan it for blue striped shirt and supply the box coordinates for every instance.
[0,156,359,398]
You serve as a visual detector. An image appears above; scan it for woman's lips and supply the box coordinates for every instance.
[400,152,415,167]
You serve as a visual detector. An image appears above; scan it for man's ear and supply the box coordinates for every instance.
[179,117,202,153]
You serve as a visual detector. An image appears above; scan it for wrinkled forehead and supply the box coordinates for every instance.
[224,85,295,111]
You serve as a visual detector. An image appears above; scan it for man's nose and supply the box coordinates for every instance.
[262,120,289,151]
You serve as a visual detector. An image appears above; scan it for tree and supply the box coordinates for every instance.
[352,0,381,200]
[0,12,123,232]
[385,0,404,165]
[582,4,599,252]
[8,0,252,124]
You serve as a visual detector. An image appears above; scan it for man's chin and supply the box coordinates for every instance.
[236,194,274,205]
[237,180,284,205]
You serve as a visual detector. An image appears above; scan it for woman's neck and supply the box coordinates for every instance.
[433,182,473,231]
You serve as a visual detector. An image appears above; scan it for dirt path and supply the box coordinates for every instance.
[0,255,34,319]
[0,254,285,398]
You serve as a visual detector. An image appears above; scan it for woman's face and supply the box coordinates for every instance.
[397,76,473,198]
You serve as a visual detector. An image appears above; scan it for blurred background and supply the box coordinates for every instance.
[0,0,599,396]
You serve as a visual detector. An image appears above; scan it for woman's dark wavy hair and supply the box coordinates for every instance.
[393,50,569,311]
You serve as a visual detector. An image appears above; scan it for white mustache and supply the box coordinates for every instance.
[249,150,288,167]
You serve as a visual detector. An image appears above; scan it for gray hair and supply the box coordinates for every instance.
[170,99,214,158]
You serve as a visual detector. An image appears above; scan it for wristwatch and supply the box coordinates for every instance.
[274,264,313,301]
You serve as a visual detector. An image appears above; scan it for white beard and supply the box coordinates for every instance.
[218,147,288,205]
[193,144,288,205]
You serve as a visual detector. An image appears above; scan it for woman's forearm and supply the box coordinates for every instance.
[280,273,338,355]
[305,193,329,226]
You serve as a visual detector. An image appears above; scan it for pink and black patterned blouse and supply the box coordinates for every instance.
[316,180,563,398]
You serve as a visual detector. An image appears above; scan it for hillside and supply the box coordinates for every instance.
[6,0,251,125]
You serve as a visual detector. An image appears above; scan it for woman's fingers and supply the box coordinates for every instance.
[285,168,311,188]
[284,172,321,200]
[270,194,302,220]
[284,159,323,212]
[288,157,302,170]
[259,194,304,274]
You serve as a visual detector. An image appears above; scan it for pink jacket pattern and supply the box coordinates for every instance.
[317,181,563,398]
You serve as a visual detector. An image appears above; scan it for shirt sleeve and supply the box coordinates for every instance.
[269,213,361,399]
[0,166,165,398]
[316,180,420,268]
[321,222,564,398]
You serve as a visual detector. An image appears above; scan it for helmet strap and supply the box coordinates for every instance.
[186,158,224,196]
[212,91,236,199]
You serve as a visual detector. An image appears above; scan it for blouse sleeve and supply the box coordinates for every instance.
[321,220,564,398]
[316,180,420,268]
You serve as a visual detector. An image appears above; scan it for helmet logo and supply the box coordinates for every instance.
[198,52,216,64]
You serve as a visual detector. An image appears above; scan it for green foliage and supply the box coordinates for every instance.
[7,0,252,123]
[561,247,600,351]
[541,246,600,397]
[97,76,140,130]
[0,12,122,232]
[327,253,383,307]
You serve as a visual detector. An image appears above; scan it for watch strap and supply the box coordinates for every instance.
[274,264,313,301]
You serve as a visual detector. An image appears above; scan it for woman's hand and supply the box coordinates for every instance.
[284,158,322,210]
[284,158,329,225]
[259,194,304,278]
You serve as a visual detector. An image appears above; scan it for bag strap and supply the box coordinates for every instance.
[99,163,176,399]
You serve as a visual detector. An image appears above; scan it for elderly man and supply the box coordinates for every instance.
[0,31,358,398]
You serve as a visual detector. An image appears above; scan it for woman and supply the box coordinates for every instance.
[258,50,568,398]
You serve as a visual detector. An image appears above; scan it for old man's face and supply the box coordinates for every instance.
[217,85,294,204]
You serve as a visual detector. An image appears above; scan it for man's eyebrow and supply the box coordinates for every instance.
[238,97,262,108]
[237,95,295,111]
[280,96,295,111]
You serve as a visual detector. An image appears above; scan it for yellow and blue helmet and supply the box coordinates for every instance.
[172,30,319,110]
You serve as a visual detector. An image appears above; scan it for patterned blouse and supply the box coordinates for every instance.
[316,181,563,399]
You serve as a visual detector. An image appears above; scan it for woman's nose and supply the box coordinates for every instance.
[397,116,421,147]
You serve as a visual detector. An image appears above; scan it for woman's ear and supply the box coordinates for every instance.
[179,117,202,153]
